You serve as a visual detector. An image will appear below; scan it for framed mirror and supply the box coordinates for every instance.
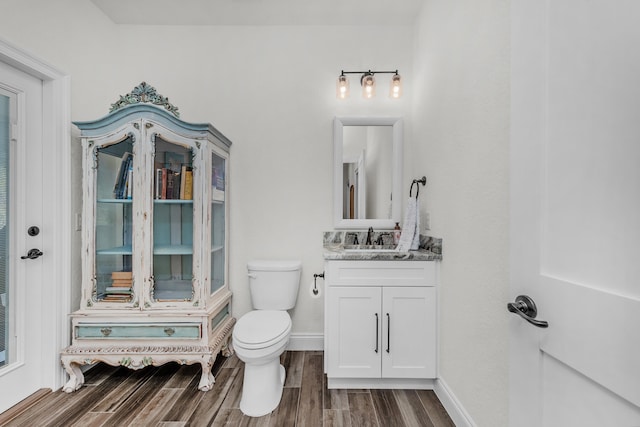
[333,117,403,229]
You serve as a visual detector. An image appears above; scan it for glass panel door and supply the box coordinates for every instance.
[0,91,11,366]
[211,152,225,295]
[95,137,134,303]
[152,137,194,301]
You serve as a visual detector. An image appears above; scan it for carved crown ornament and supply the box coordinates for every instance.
[109,82,180,118]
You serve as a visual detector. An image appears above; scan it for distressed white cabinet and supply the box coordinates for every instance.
[61,83,235,392]
[325,260,437,389]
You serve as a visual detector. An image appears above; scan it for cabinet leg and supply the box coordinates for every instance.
[198,358,215,391]
[221,336,234,357]
[61,361,85,393]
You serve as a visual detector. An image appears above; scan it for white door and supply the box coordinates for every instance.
[327,286,381,378]
[381,287,435,378]
[0,60,46,411]
[510,1,640,425]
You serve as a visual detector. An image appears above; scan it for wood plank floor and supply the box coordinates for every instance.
[1,351,455,427]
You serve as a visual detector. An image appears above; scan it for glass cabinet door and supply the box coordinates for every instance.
[152,137,194,301]
[211,151,226,295]
[94,137,134,303]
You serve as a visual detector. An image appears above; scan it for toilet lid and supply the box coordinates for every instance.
[234,310,291,349]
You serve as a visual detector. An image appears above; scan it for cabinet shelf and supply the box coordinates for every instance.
[97,199,133,204]
[97,245,132,255]
[153,244,193,255]
[211,245,224,253]
[154,199,194,205]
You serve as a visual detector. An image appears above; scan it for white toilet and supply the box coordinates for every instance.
[232,260,301,417]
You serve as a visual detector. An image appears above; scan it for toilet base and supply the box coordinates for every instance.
[239,359,286,417]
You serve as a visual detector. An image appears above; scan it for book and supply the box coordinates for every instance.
[111,271,132,279]
[172,170,181,199]
[166,171,176,200]
[161,168,168,199]
[180,165,193,199]
[183,169,193,200]
[212,166,225,190]
[105,287,132,294]
[155,168,163,199]
[113,152,133,199]
[125,166,133,199]
[111,280,132,287]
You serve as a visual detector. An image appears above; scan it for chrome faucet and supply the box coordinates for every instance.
[366,227,374,245]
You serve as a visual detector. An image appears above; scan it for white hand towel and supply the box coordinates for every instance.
[396,197,421,252]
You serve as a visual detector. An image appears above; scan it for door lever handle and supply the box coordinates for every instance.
[21,248,43,260]
[507,295,548,328]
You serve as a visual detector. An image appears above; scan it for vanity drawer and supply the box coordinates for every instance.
[326,260,437,287]
[75,322,202,340]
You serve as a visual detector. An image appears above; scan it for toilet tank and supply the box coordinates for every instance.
[247,260,302,310]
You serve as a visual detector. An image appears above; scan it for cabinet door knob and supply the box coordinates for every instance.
[164,327,176,336]
[100,327,112,337]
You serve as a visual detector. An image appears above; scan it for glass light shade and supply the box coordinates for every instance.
[361,74,376,98]
[389,74,402,98]
[336,75,350,99]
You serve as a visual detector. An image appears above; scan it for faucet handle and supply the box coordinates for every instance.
[346,232,359,245]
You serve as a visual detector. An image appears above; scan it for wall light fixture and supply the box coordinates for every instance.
[336,69,402,99]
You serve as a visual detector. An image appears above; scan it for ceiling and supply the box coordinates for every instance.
[90,0,424,26]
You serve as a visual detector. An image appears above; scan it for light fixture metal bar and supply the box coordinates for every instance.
[340,69,399,75]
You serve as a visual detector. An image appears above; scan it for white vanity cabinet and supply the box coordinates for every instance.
[325,260,437,389]
[61,83,235,393]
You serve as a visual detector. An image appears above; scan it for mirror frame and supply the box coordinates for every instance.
[333,116,403,229]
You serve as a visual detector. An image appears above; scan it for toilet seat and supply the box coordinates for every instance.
[233,310,291,350]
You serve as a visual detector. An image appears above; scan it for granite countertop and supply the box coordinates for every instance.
[323,231,443,261]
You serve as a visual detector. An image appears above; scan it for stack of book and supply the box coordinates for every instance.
[103,271,133,302]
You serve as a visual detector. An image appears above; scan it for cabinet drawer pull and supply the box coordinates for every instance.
[100,327,112,337]
[164,327,176,336]
[374,313,379,353]
[386,313,390,353]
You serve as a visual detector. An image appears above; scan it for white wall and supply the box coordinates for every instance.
[0,0,413,334]
[411,1,510,426]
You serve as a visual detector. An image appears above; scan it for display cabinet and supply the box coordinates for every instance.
[61,82,235,392]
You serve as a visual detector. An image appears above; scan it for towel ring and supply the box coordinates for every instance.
[409,176,427,199]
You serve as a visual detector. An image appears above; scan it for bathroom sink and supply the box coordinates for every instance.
[343,244,398,252]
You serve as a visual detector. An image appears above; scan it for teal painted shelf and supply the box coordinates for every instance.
[97,199,133,204]
[97,245,132,255]
[154,199,194,204]
[153,244,193,255]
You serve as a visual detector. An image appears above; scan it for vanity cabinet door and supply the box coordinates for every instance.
[327,286,382,378]
[381,287,436,378]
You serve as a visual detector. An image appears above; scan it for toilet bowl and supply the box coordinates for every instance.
[232,260,301,417]
[233,310,293,417]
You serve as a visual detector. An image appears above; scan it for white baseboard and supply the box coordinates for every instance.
[286,333,324,351]
[434,377,476,427]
